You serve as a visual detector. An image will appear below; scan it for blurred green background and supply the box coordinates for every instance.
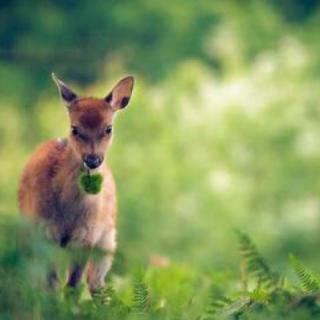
[1,0,320,277]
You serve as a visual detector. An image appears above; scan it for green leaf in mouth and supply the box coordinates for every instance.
[78,172,104,194]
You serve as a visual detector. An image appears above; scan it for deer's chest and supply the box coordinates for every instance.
[45,190,106,247]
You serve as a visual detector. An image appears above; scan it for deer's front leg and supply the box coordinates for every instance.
[87,252,114,294]
[87,229,116,294]
[65,230,91,291]
[67,262,86,289]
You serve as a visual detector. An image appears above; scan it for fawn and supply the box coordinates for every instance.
[18,73,134,294]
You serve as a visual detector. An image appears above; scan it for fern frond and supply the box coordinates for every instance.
[290,254,320,293]
[202,285,236,319]
[202,289,249,320]
[237,232,279,291]
[220,297,250,317]
[132,279,151,314]
[206,296,232,316]
[248,287,271,304]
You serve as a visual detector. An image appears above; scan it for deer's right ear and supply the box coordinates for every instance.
[52,73,78,106]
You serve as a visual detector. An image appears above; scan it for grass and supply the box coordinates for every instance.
[1,217,320,319]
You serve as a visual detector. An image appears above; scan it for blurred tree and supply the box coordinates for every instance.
[1,0,319,104]
[0,0,219,93]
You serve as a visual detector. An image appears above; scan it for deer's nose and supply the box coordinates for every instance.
[83,154,102,169]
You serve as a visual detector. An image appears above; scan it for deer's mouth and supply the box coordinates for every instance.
[83,162,102,172]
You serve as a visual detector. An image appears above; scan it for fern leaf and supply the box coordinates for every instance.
[206,296,232,317]
[202,291,249,319]
[202,286,235,319]
[132,279,151,314]
[290,254,320,293]
[237,232,279,291]
[220,297,250,317]
[248,288,271,304]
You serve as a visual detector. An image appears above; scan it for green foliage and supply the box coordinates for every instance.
[238,232,280,291]
[200,234,320,319]
[290,254,320,293]
[1,218,320,319]
[78,172,104,194]
[132,276,151,314]
[91,285,130,318]
[203,287,233,318]
[202,288,245,320]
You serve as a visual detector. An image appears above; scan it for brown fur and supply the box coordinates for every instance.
[79,108,104,130]
[18,75,134,293]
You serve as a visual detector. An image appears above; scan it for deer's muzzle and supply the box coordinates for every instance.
[83,154,102,170]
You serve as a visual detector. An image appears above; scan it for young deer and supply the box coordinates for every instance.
[18,74,134,294]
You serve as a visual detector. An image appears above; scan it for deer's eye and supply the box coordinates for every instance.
[105,126,112,135]
[71,126,79,136]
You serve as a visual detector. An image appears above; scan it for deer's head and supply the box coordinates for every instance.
[52,73,134,170]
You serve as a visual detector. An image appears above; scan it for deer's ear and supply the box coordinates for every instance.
[105,76,134,111]
[52,73,78,106]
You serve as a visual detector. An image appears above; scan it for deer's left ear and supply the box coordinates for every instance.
[105,76,134,111]
[52,73,78,106]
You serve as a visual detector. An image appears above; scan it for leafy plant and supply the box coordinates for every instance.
[132,276,151,314]
[290,254,320,293]
[238,232,281,292]
[2,218,320,319]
